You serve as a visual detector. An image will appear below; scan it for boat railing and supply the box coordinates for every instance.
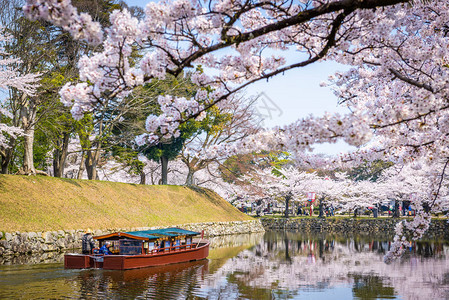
[85,241,207,256]
[146,242,202,255]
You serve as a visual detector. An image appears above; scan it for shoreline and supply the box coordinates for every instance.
[2,217,448,258]
[260,217,449,239]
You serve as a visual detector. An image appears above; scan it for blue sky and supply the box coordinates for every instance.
[125,0,154,6]
[245,60,355,155]
[124,0,355,155]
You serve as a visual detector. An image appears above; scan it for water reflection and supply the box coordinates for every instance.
[77,260,209,299]
[0,251,65,265]
[1,232,448,300]
[204,232,449,300]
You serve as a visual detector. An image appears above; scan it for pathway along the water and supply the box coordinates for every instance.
[1,231,448,299]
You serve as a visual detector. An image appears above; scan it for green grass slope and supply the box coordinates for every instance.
[0,175,252,232]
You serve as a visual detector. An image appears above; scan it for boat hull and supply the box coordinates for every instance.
[65,242,209,270]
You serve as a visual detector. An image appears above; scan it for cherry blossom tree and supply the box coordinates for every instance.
[244,166,332,217]
[0,29,39,166]
[281,2,449,211]
[272,2,449,260]
[375,161,449,262]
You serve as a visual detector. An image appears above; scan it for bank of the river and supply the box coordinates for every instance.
[0,220,264,258]
[2,216,449,259]
[260,217,449,239]
[0,175,252,232]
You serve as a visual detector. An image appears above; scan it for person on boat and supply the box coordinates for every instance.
[99,241,112,255]
[158,241,165,252]
[82,229,95,254]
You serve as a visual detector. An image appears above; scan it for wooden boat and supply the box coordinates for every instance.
[64,227,209,270]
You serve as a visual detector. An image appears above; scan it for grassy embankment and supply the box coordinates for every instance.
[0,175,252,232]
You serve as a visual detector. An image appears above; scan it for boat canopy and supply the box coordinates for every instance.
[94,227,200,241]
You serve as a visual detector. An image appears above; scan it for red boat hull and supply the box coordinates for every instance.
[65,242,209,270]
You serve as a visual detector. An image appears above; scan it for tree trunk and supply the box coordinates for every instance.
[160,155,168,185]
[85,150,94,180]
[392,200,400,218]
[85,146,101,180]
[139,170,146,185]
[53,132,70,177]
[319,198,325,218]
[85,149,97,180]
[77,151,85,179]
[19,96,37,175]
[284,193,291,218]
[1,154,10,174]
[185,168,195,185]
[21,125,36,175]
[1,145,15,174]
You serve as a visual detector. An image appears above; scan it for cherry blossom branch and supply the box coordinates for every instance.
[388,68,434,93]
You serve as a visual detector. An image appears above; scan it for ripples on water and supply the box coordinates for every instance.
[1,231,448,299]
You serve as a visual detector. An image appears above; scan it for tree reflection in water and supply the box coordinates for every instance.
[351,275,395,300]
[201,231,449,300]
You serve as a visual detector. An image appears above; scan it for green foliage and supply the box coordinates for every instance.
[271,167,286,178]
[0,0,145,177]
[269,151,292,179]
[220,153,255,182]
[142,137,185,162]
[37,71,76,134]
[33,130,53,170]
[269,151,291,169]
[351,275,395,299]
[220,151,292,183]
[76,114,95,150]
[348,160,394,182]
[111,147,144,175]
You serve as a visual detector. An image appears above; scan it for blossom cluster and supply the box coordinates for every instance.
[23,0,103,45]
[0,30,40,148]
[135,95,203,146]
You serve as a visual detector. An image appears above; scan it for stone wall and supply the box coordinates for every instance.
[260,217,449,239]
[0,220,264,258]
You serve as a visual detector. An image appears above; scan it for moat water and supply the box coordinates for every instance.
[1,231,448,299]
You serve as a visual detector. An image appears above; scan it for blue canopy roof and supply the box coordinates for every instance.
[123,228,200,240]
[95,227,200,241]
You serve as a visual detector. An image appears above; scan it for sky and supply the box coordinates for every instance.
[124,0,355,155]
[244,60,355,155]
